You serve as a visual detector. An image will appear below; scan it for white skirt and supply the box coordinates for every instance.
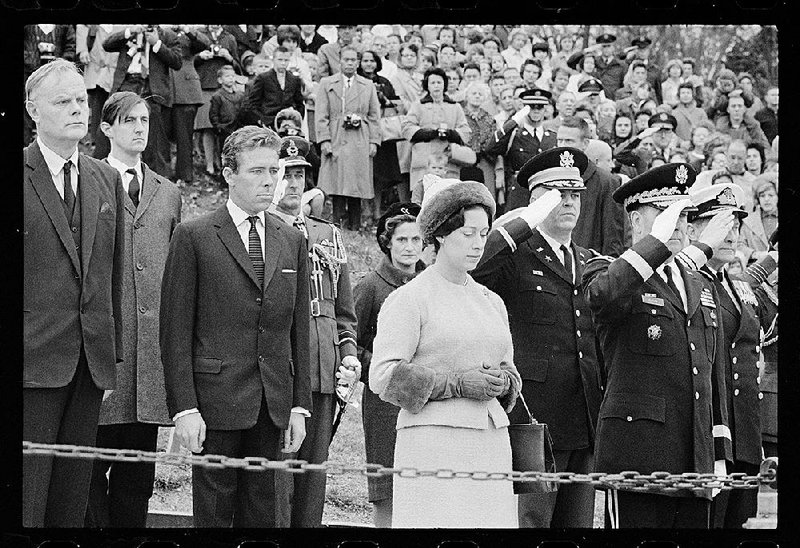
[392,419,518,528]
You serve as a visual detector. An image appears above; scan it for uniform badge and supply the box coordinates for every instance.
[642,293,665,307]
[536,247,544,252]
[286,140,299,157]
[532,269,544,276]
[560,151,575,168]
[732,280,759,307]
[675,165,689,185]
[700,287,717,308]
[647,324,662,341]
[717,187,737,206]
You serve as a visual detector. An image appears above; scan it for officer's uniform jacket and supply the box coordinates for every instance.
[472,218,603,451]
[296,214,358,394]
[582,235,732,498]
[485,119,557,210]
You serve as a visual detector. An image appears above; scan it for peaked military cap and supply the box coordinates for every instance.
[613,162,697,211]
[566,51,586,70]
[688,182,748,222]
[531,41,550,53]
[519,88,552,106]
[596,33,617,44]
[517,147,588,192]
[279,136,312,168]
[631,36,652,48]
[648,111,678,131]
[376,202,421,254]
[578,77,604,94]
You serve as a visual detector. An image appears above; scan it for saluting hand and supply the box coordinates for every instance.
[697,210,736,250]
[650,198,692,243]
[520,188,562,229]
[511,105,531,126]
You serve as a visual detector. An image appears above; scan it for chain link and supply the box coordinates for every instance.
[23,441,775,491]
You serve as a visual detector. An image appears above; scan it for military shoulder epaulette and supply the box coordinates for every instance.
[696,268,716,282]
[586,253,614,264]
[732,279,759,307]
[306,214,336,226]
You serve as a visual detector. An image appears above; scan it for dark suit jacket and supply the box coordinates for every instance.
[194,29,239,90]
[169,28,209,106]
[104,27,183,107]
[299,32,328,55]
[24,141,125,390]
[224,25,268,58]
[99,161,182,426]
[583,236,732,498]
[572,161,626,258]
[160,206,312,431]
[473,219,603,450]
[24,24,76,77]
[244,69,305,129]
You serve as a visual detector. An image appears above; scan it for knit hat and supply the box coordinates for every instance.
[376,202,421,254]
[418,181,496,243]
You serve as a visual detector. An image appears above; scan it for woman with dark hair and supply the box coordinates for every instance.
[611,113,634,146]
[745,141,766,176]
[389,43,423,202]
[369,182,522,528]
[355,202,425,528]
[359,49,402,220]
[738,178,778,264]
[275,24,312,88]
[566,51,596,94]
[402,67,471,189]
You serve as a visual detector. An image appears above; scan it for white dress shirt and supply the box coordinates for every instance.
[656,260,687,312]
[538,227,574,284]
[105,154,143,198]
[37,137,79,199]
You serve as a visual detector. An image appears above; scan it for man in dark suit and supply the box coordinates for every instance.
[243,46,305,130]
[225,24,269,59]
[160,126,312,527]
[84,92,182,528]
[582,163,734,528]
[684,183,777,528]
[299,25,328,55]
[473,148,604,528]
[166,25,209,184]
[103,25,182,178]
[485,89,557,212]
[269,137,360,527]
[23,60,126,527]
[556,115,626,257]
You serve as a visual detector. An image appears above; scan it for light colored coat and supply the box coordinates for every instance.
[76,24,120,92]
[401,96,471,188]
[99,163,182,425]
[316,73,382,199]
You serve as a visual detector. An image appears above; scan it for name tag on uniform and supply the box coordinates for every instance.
[642,293,664,307]
[700,288,716,308]
[532,269,544,276]
[281,268,297,273]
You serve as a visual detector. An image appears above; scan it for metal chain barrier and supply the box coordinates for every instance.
[23,441,776,493]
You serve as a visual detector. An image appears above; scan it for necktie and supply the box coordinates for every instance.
[663,265,682,307]
[140,41,150,79]
[126,168,140,207]
[560,244,573,283]
[247,216,265,287]
[718,270,741,313]
[293,215,308,239]
[63,160,75,219]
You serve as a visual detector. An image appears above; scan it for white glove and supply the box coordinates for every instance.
[696,210,736,250]
[338,355,362,385]
[271,159,288,205]
[650,199,693,243]
[519,188,562,230]
[512,105,531,126]
[712,459,727,498]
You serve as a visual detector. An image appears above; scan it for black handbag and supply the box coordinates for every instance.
[507,392,558,494]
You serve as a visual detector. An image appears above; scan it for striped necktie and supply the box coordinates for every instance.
[63,159,75,218]
[247,216,265,287]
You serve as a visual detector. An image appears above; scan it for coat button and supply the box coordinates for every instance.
[732,357,737,364]
[575,310,580,317]
[733,373,739,380]
[651,310,657,315]
[256,297,262,304]
[757,376,761,384]
[731,342,736,349]
[690,343,696,351]
[755,345,760,353]
[576,330,581,338]
[695,392,700,400]
[71,226,78,233]
[693,367,698,375]
[536,285,542,291]
[138,305,146,313]
[687,320,691,327]
[259,326,265,333]
[626,416,632,422]
[80,307,86,314]
[258,355,264,362]
[579,351,583,359]
[573,290,578,296]
[759,393,764,400]
[734,389,740,396]
[136,262,144,271]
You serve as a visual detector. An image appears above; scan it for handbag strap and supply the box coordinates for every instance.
[516,392,538,425]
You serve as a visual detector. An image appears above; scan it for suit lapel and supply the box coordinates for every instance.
[649,267,685,314]
[136,163,160,221]
[102,157,136,216]
[328,73,344,101]
[261,214,281,293]
[527,231,572,284]
[215,207,262,290]
[27,143,81,275]
[348,76,365,104]
[79,155,99,278]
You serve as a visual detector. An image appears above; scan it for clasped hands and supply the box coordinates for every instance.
[431,363,511,402]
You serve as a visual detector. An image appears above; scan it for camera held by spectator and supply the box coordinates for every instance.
[343,113,362,129]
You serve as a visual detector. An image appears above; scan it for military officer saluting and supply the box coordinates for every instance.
[582,163,735,528]
[269,136,360,527]
[486,88,557,212]
[472,147,604,528]
[683,183,778,528]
